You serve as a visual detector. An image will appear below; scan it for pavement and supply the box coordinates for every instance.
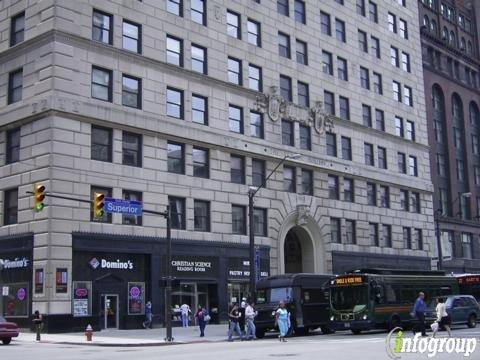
[15,324,240,346]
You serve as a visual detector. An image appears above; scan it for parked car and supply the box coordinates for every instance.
[0,316,19,345]
[426,295,480,329]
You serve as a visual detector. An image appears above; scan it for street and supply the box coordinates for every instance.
[3,327,479,360]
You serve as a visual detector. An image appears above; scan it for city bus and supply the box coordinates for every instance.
[329,269,459,334]
[255,273,333,338]
[456,274,480,300]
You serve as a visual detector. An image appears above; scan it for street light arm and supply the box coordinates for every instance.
[250,154,292,199]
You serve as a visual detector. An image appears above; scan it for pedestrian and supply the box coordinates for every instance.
[239,297,246,335]
[227,304,244,341]
[411,292,427,336]
[432,297,451,337]
[143,301,153,329]
[180,303,191,328]
[32,310,43,341]
[275,301,289,342]
[195,305,207,337]
[245,301,257,340]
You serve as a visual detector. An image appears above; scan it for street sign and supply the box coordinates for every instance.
[104,198,143,216]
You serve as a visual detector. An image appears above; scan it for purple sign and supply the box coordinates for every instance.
[17,287,26,301]
[75,288,88,298]
[129,286,141,299]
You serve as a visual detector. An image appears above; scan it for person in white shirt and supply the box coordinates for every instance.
[180,303,191,328]
[245,301,257,340]
[432,297,451,337]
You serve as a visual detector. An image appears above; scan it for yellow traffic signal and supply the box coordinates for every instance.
[33,184,46,212]
[93,192,105,219]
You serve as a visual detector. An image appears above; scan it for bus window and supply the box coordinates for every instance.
[303,289,326,303]
[271,287,293,303]
[256,289,266,304]
[385,284,397,304]
[331,286,368,312]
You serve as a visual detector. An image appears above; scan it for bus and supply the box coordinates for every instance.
[456,274,480,301]
[255,273,333,338]
[329,269,459,334]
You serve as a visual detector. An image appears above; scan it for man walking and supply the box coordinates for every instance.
[142,301,153,329]
[227,304,244,342]
[412,292,427,336]
[180,303,191,328]
[245,301,257,340]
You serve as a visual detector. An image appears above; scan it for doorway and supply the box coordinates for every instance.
[100,294,119,329]
[284,226,314,273]
[171,283,211,324]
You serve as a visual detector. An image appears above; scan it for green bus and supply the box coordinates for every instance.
[329,269,459,334]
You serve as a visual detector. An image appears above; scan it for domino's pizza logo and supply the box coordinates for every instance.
[89,257,100,270]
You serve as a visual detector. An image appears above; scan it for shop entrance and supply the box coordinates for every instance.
[100,294,119,329]
[171,283,212,325]
[283,226,314,273]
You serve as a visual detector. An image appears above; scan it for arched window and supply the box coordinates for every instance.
[442,27,448,41]
[460,37,466,50]
[423,15,430,29]
[470,102,480,127]
[449,31,456,46]
[431,20,437,34]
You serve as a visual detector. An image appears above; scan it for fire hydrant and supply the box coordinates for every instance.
[85,324,93,341]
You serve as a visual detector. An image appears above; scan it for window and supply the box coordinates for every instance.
[461,233,473,259]
[192,94,207,125]
[194,200,210,232]
[294,0,306,23]
[227,57,242,85]
[411,192,421,213]
[170,197,186,230]
[370,223,379,246]
[231,155,245,184]
[367,182,377,206]
[301,169,313,195]
[364,143,374,166]
[232,205,246,235]
[248,64,262,92]
[296,39,308,65]
[278,32,291,58]
[344,178,354,202]
[92,10,113,44]
[191,0,206,25]
[403,227,412,249]
[91,67,111,102]
[345,220,356,244]
[368,2,377,23]
[277,0,289,16]
[166,35,183,66]
[328,175,339,200]
[373,72,382,94]
[390,47,399,67]
[382,224,392,247]
[299,125,311,151]
[322,51,333,75]
[320,12,331,35]
[247,19,261,46]
[409,155,417,176]
[473,135,480,155]
[282,120,294,146]
[360,67,370,89]
[406,121,415,141]
[398,152,406,173]
[401,52,410,72]
[280,75,292,101]
[378,147,387,169]
[298,81,309,107]
[191,44,207,74]
[388,13,397,33]
[166,87,184,119]
[10,12,25,46]
[330,218,341,243]
[400,189,409,211]
[123,20,141,53]
[414,229,423,250]
[404,86,412,106]
[380,185,389,208]
[339,96,350,120]
[253,208,267,236]
[358,30,368,52]
[91,187,112,223]
[324,91,335,115]
[335,19,346,42]
[193,147,209,178]
[250,111,264,138]
[3,188,18,225]
[227,10,241,39]
[284,166,296,193]
[356,0,365,16]
[123,190,142,225]
[167,142,184,174]
[91,126,112,162]
[456,160,465,182]
[395,116,404,137]
[341,136,352,160]
[362,104,372,127]
[371,36,380,58]
[399,19,408,39]
[122,75,141,109]
[326,132,337,157]
[6,128,20,164]
[122,131,142,167]
[252,159,265,188]
[436,154,446,177]
[337,57,348,81]
[376,109,385,131]
[229,105,243,134]
[392,81,401,102]
[167,0,183,16]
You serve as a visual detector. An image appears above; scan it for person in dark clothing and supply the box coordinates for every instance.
[412,292,427,336]
[32,310,43,341]
[143,301,153,329]
[227,304,245,341]
[195,305,207,337]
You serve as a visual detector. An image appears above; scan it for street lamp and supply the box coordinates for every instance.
[248,153,301,300]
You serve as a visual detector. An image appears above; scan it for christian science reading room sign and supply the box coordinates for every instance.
[170,256,218,277]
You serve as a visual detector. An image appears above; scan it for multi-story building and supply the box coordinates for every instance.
[418,0,480,273]
[1,0,433,331]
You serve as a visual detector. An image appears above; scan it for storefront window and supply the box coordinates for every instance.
[2,282,29,317]
[72,281,92,317]
[128,282,145,315]
[227,282,249,305]
[56,268,68,293]
[34,268,44,294]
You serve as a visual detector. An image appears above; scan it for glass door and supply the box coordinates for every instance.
[101,294,119,329]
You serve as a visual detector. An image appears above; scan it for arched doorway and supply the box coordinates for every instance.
[283,226,314,273]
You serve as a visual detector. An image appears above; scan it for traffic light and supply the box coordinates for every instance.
[93,192,105,219]
[33,184,46,212]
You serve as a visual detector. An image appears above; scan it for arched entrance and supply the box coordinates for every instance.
[283,226,315,273]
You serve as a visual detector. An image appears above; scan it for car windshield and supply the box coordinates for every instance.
[256,287,294,304]
[331,285,368,311]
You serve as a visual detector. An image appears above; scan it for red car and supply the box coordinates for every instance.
[0,316,19,345]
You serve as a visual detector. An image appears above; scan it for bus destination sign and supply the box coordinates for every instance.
[334,276,365,286]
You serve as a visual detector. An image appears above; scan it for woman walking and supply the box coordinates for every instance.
[195,305,207,337]
[275,301,289,342]
[432,297,451,337]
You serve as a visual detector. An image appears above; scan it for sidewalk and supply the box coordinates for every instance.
[15,324,243,347]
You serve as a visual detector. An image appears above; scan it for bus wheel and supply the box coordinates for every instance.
[467,314,477,328]
[351,329,362,335]
[388,316,402,331]
[255,329,266,338]
[321,326,335,334]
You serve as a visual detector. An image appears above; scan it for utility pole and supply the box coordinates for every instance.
[164,205,173,342]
